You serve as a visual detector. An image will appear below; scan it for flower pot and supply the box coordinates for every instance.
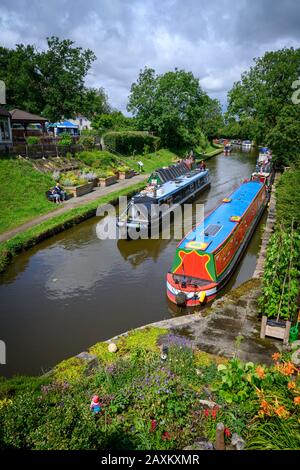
[66,182,94,197]
[260,315,291,344]
[118,170,134,180]
[90,177,99,188]
[98,175,118,187]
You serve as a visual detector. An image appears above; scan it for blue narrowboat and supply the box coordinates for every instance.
[167,179,269,307]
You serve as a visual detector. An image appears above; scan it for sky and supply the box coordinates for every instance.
[0,0,300,113]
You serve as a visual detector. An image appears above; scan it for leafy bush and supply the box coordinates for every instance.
[58,133,72,146]
[59,171,86,187]
[258,228,300,320]
[103,131,160,155]
[79,135,94,147]
[276,167,300,231]
[26,136,40,145]
[77,150,118,169]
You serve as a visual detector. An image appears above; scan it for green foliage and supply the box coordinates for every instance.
[103,131,160,155]
[227,47,300,164]
[77,150,119,168]
[0,37,97,121]
[59,171,86,186]
[266,105,300,167]
[124,328,168,353]
[258,228,300,320]
[26,136,40,145]
[276,168,300,230]
[58,133,72,146]
[127,67,222,148]
[1,339,299,450]
[92,112,136,133]
[212,359,258,404]
[79,135,94,147]
[79,87,111,120]
[246,418,300,450]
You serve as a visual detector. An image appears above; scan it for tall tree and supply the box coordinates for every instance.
[127,67,222,148]
[0,44,41,113]
[227,47,300,147]
[37,37,96,121]
[78,87,111,119]
[0,37,99,121]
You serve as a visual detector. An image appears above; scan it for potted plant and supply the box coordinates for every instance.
[259,226,300,344]
[81,168,99,187]
[117,165,135,180]
[60,171,94,197]
[97,169,118,187]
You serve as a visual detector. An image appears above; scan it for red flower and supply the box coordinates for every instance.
[150,419,157,432]
[211,408,218,420]
[224,428,231,438]
[162,431,171,441]
[204,409,210,417]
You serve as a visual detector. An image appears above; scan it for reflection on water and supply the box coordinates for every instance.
[0,149,265,377]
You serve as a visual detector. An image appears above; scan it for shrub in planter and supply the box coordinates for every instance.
[97,169,117,187]
[117,165,134,179]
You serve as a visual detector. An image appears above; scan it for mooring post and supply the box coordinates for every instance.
[215,422,225,450]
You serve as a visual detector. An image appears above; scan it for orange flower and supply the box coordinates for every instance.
[282,362,296,377]
[274,406,289,418]
[256,366,266,379]
[288,381,296,390]
[294,396,300,405]
[259,399,271,417]
[272,352,281,361]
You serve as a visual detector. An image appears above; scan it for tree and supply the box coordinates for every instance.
[127,67,222,148]
[0,37,98,121]
[266,105,300,167]
[0,44,41,113]
[227,47,300,150]
[78,87,111,119]
[37,37,96,121]
[92,111,136,134]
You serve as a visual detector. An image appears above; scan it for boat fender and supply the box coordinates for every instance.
[198,291,206,303]
[175,292,186,306]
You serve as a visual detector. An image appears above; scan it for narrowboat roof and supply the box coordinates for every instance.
[135,169,209,202]
[178,181,263,253]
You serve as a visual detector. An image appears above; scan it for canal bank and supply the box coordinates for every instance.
[0,177,147,273]
[1,148,266,377]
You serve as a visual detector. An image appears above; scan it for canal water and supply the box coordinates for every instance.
[0,148,264,377]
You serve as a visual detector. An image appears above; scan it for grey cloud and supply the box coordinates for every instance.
[0,0,299,111]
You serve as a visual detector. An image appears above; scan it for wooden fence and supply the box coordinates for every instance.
[1,143,102,158]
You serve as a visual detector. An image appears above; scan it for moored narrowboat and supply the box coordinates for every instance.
[166,179,269,307]
[117,162,211,236]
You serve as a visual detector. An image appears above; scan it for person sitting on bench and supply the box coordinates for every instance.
[46,189,61,203]
[54,182,67,201]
